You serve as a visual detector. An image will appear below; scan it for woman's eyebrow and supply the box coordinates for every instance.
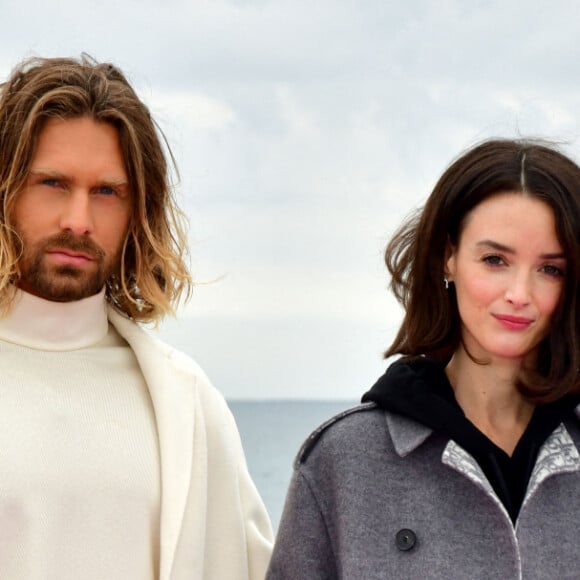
[476,239,514,253]
[476,239,565,260]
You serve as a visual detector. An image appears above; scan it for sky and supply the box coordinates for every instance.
[2,0,580,398]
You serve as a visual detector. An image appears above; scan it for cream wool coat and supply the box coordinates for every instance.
[109,308,274,580]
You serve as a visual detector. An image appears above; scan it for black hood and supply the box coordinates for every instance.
[361,356,580,523]
[362,357,461,435]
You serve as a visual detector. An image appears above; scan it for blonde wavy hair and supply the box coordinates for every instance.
[0,55,192,322]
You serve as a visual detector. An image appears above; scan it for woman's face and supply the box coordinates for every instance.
[446,192,566,363]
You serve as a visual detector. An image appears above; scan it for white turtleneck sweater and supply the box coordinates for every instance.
[0,289,160,580]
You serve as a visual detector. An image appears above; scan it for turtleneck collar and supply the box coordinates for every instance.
[0,288,109,351]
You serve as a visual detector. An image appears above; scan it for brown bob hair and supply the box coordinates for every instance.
[0,55,191,322]
[385,139,580,403]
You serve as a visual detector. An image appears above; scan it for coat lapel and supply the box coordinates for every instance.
[108,309,195,580]
[385,410,434,456]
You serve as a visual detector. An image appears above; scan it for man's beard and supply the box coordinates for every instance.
[17,231,119,302]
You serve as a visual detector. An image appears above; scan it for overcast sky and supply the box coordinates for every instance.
[2,0,579,398]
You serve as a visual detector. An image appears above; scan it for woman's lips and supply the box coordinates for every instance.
[492,313,534,330]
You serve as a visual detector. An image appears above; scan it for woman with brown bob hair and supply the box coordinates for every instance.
[268,139,580,579]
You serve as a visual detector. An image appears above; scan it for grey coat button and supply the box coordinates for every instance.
[395,529,417,551]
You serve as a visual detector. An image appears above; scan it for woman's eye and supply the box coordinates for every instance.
[542,264,565,278]
[482,254,504,266]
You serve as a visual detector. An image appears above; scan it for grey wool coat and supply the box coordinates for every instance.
[266,402,580,580]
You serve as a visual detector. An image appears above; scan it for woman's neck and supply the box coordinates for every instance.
[445,346,535,456]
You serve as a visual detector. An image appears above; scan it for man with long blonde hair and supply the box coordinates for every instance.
[0,55,272,579]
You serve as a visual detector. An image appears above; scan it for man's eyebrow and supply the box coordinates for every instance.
[29,168,129,187]
[99,178,130,188]
[28,168,68,179]
[476,239,565,260]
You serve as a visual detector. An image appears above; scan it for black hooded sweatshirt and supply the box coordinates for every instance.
[362,357,580,523]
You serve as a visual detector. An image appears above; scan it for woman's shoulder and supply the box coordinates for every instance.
[295,402,387,467]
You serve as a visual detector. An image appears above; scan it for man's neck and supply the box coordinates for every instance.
[0,288,109,351]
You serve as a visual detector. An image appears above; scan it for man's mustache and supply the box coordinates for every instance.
[41,232,106,260]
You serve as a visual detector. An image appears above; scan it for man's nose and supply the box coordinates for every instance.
[59,191,94,236]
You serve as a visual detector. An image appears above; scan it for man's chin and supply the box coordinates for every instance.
[18,271,106,302]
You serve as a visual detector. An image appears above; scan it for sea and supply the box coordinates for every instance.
[228,400,356,531]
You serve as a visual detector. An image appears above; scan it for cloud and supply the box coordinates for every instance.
[3,0,580,398]
[150,90,237,130]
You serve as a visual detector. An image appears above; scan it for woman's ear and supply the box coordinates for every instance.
[444,240,456,282]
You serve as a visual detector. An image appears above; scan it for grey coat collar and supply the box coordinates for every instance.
[385,404,580,458]
[385,410,433,457]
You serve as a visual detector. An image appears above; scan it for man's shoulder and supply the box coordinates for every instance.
[107,307,219,398]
